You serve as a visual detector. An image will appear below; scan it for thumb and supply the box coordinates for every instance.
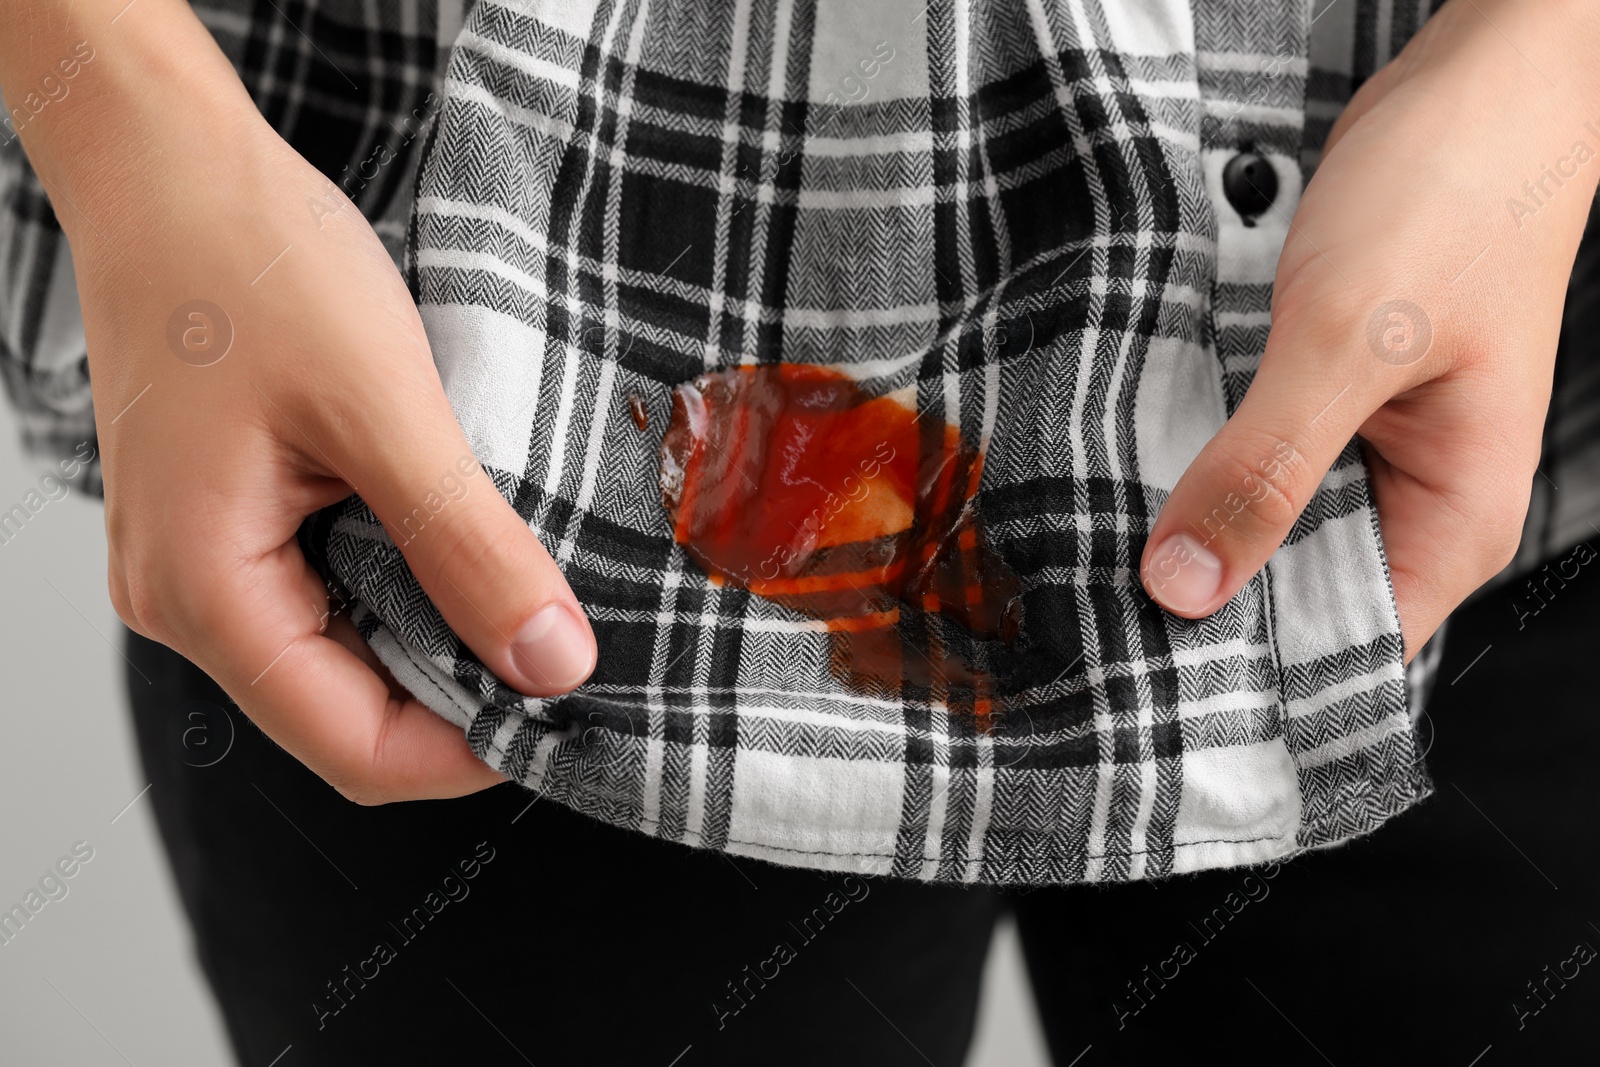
[1139,333,1389,618]
[312,375,597,699]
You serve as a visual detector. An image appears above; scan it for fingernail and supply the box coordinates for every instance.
[1145,533,1224,615]
[510,603,596,694]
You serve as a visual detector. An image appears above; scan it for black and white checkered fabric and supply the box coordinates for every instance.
[3,0,1594,884]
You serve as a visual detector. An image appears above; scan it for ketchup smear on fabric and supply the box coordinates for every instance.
[658,363,1023,729]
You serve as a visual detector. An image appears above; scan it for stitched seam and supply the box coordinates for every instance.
[587,821,1295,862]
[717,831,1295,861]
[386,624,480,723]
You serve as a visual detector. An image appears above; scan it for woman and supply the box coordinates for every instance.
[3,0,1597,1062]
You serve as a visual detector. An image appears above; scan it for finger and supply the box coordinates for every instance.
[1362,449,1472,662]
[1139,317,1414,618]
[323,608,405,694]
[190,538,505,803]
[309,365,597,699]
[1359,376,1538,659]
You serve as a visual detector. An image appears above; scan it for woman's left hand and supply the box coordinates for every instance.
[1140,0,1600,661]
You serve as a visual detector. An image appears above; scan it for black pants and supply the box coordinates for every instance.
[126,575,1600,1067]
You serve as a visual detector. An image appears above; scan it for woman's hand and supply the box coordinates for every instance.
[3,0,596,803]
[1141,0,1600,661]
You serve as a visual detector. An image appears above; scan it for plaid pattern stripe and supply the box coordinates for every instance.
[0,0,1586,883]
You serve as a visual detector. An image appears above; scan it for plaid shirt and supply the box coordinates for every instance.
[4,0,1595,885]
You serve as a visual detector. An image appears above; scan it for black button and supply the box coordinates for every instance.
[1222,151,1278,224]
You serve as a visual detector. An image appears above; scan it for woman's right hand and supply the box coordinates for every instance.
[5,0,596,803]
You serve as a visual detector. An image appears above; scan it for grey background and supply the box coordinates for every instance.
[0,404,1052,1066]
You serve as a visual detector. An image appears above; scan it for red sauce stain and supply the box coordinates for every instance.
[628,393,649,431]
[659,363,1023,729]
